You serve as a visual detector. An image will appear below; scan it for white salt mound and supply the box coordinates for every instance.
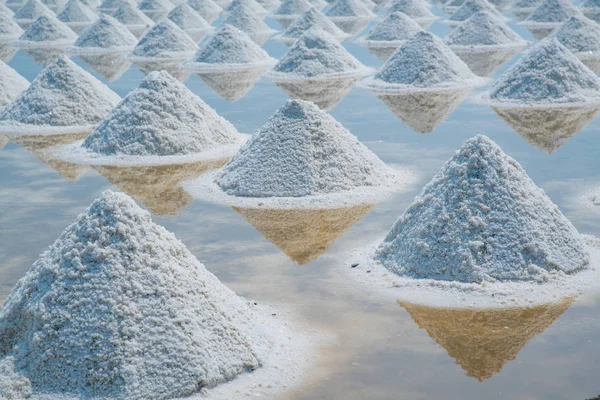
[186,0,223,21]
[448,0,506,23]
[324,0,375,18]
[111,1,154,28]
[552,15,600,57]
[375,134,590,283]
[272,0,313,17]
[168,3,212,32]
[277,7,348,43]
[582,0,600,8]
[0,13,23,40]
[13,15,78,47]
[224,0,268,15]
[0,56,120,133]
[384,0,435,20]
[512,0,541,10]
[487,38,600,105]
[57,0,97,25]
[82,71,241,157]
[97,0,130,12]
[522,0,580,25]
[13,0,54,23]
[356,11,423,46]
[70,13,138,53]
[0,2,15,16]
[445,11,526,48]
[222,2,275,35]
[0,190,273,399]
[0,60,29,109]
[129,19,197,60]
[182,24,276,70]
[360,31,481,91]
[217,99,396,198]
[138,0,174,11]
[267,28,367,79]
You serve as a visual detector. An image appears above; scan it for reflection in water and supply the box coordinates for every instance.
[367,45,397,62]
[22,47,65,67]
[525,27,556,40]
[377,89,471,134]
[94,159,228,215]
[332,18,371,35]
[582,57,600,74]
[8,132,90,181]
[78,53,132,82]
[512,9,532,21]
[399,298,575,381]
[0,135,8,150]
[275,77,359,110]
[198,69,266,102]
[133,60,191,82]
[487,0,513,10]
[233,204,373,265]
[453,48,521,77]
[272,16,297,29]
[0,41,18,62]
[493,106,599,153]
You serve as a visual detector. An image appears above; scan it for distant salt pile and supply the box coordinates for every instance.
[519,0,580,27]
[275,7,349,44]
[0,56,120,134]
[324,0,375,19]
[0,13,23,40]
[57,0,97,33]
[111,1,154,35]
[138,0,175,21]
[446,0,507,25]
[6,0,26,12]
[271,0,313,23]
[374,135,590,284]
[0,190,278,399]
[80,0,100,10]
[359,32,482,92]
[443,0,465,13]
[68,14,138,54]
[224,0,269,16]
[129,19,197,61]
[168,3,213,40]
[77,71,242,163]
[552,15,600,59]
[355,11,423,47]
[97,0,130,13]
[266,28,368,80]
[384,0,436,22]
[12,15,78,47]
[256,0,280,11]
[0,2,15,16]
[41,0,66,13]
[581,0,600,22]
[13,0,55,27]
[222,2,277,43]
[511,0,542,19]
[484,38,600,106]
[445,11,527,49]
[182,24,276,71]
[0,60,29,109]
[187,0,223,23]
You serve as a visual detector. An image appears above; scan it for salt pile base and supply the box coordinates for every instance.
[355,11,423,47]
[111,1,154,35]
[265,29,370,81]
[345,135,600,308]
[0,56,120,135]
[552,15,600,60]
[481,38,600,107]
[518,0,579,27]
[445,0,508,26]
[222,2,277,44]
[128,19,198,62]
[0,60,29,109]
[274,76,360,110]
[0,190,316,400]
[57,0,97,34]
[445,11,528,50]
[12,15,79,48]
[13,0,55,27]
[274,7,351,45]
[167,3,213,42]
[187,0,223,23]
[67,13,139,54]
[358,32,484,93]
[184,99,413,209]
[0,12,24,40]
[181,24,277,73]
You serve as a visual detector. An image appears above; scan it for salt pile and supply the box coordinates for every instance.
[519,0,580,27]
[324,0,375,19]
[0,56,120,134]
[275,7,349,44]
[224,0,269,15]
[452,47,522,76]
[511,0,542,20]
[5,0,26,12]
[41,0,66,13]
[182,24,276,72]
[12,15,78,48]
[13,0,55,26]
[355,11,423,47]
[0,2,15,16]
[222,2,277,44]
[581,0,600,22]
[187,0,223,23]
[443,0,465,13]
[384,0,436,22]
[97,0,130,12]
[65,71,243,165]
[265,28,368,80]
[552,15,600,59]
[0,190,286,399]
[128,19,197,61]
[271,0,313,27]
[446,0,507,25]
[256,0,280,11]
[68,14,138,54]
[168,3,213,41]
[0,135,8,150]
[484,38,600,106]
[80,53,132,81]
[359,32,482,92]
[445,11,527,50]
[111,2,154,35]
[0,13,23,40]
[80,0,100,10]
[138,0,175,21]
[57,0,97,34]
[0,60,29,109]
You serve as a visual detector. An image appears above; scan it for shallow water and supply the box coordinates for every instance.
[1,7,600,400]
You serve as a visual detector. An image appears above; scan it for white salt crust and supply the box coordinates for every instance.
[184,99,415,209]
[264,28,372,81]
[383,0,437,23]
[186,0,223,22]
[13,0,55,24]
[274,7,351,44]
[111,1,154,30]
[168,3,213,34]
[271,0,313,17]
[324,0,375,20]
[518,0,581,27]
[128,19,198,61]
[224,0,269,16]
[181,24,277,72]
[0,190,324,400]
[0,13,23,40]
[137,0,174,12]
[0,60,29,109]
[221,2,277,37]
[57,0,97,26]
[445,0,509,26]
[0,56,120,135]
[12,15,79,48]
[67,13,139,54]
[552,15,600,60]
[479,38,600,107]
[355,11,423,47]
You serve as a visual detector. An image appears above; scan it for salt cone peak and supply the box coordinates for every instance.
[0,55,120,131]
[72,13,138,51]
[280,7,348,41]
[273,0,312,16]
[448,0,505,22]
[186,0,223,20]
[325,0,375,18]
[385,0,434,19]
[552,14,600,55]
[130,19,197,60]
[0,13,23,40]
[57,0,97,23]
[0,60,29,109]
[222,2,273,34]
[168,3,211,31]
[225,0,269,15]
[217,99,395,198]
[488,38,600,104]
[138,0,174,11]
[82,70,240,157]
[360,12,423,43]
[14,15,78,46]
[111,1,154,27]
[375,134,590,284]
[98,0,131,11]
[524,0,580,23]
[14,0,55,22]
[0,189,270,399]
[446,11,526,47]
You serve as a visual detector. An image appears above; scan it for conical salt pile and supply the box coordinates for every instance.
[375,135,590,283]
[0,60,29,109]
[217,99,396,197]
[267,28,367,79]
[487,38,600,105]
[129,19,197,60]
[276,7,348,44]
[256,0,280,11]
[97,0,130,12]
[13,0,55,26]
[0,2,15,16]
[552,15,600,58]
[57,0,97,33]
[447,0,506,25]
[138,0,175,21]
[69,13,138,53]
[224,0,268,15]
[445,11,526,48]
[111,1,154,33]
[187,0,223,22]
[272,0,312,17]
[324,0,375,18]
[356,11,423,46]
[521,0,579,25]
[360,32,480,91]
[384,0,435,20]
[0,190,273,399]
[222,2,276,43]
[0,13,23,40]
[511,0,541,14]
[182,24,276,70]
[82,71,241,157]
[12,15,78,47]
[168,3,212,37]
[6,0,26,12]
[0,56,120,133]
[581,0,600,22]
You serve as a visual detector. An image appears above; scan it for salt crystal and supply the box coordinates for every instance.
[552,15,600,59]
[519,0,580,27]
[355,11,423,47]
[0,13,23,40]
[324,0,375,19]
[12,15,78,47]
[187,0,223,23]
[275,7,349,44]
[129,19,197,61]
[446,0,507,26]
[0,60,29,109]
[13,0,55,25]
[445,11,527,50]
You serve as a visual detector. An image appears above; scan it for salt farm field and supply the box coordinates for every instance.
[2,2,600,399]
